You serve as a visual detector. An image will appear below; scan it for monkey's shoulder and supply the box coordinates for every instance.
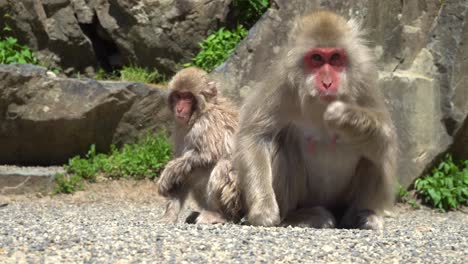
[187,112,234,144]
[202,103,238,127]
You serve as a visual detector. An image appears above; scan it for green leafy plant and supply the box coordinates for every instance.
[53,173,84,194]
[68,131,172,180]
[93,68,116,80]
[414,154,468,211]
[184,1,269,72]
[233,0,270,28]
[185,25,248,72]
[66,144,108,183]
[119,65,164,84]
[396,183,420,209]
[56,131,172,194]
[101,132,172,180]
[397,184,409,201]
[1,14,38,65]
[0,36,38,64]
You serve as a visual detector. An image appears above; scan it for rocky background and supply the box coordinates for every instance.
[0,0,467,187]
[0,0,232,75]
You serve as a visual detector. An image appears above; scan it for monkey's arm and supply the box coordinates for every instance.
[324,101,397,162]
[236,132,281,226]
[158,117,226,196]
[157,148,218,196]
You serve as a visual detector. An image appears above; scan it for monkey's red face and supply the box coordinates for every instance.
[304,48,346,102]
[171,91,195,124]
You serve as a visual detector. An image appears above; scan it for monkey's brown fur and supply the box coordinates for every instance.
[234,10,398,229]
[157,67,242,224]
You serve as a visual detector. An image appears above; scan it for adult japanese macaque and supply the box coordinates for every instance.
[233,10,398,229]
[156,67,242,224]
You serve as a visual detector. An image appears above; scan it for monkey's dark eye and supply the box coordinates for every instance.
[311,54,323,61]
[331,53,341,61]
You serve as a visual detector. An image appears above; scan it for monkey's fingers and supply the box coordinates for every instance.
[323,101,349,126]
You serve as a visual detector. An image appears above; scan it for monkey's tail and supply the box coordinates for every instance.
[208,159,243,222]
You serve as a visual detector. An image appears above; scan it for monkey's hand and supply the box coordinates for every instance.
[323,101,375,142]
[157,161,183,197]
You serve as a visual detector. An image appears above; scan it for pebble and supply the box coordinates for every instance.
[0,200,466,263]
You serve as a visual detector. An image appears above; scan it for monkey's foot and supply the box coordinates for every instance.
[340,209,384,230]
[193,210,227,224]
[360,214,384,230]
[282,206,336,228]
[157,212,178,224]
[157,200,181,224]
[247,209,281,227]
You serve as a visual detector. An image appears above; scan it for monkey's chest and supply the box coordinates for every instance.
[300,130,361,198]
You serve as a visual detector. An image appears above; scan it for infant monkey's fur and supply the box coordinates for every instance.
[157,67,242,224]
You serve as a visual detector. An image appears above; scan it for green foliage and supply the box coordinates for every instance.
[396,183,420,209]
[66,145,107,183]
[397,184,409,200]
[0,36,38,64]
[120,65,164,84]
[56,131,172,194]
[407,199,421,210]
[53,173,84,194]
[233,0,270,28]
[414,154,468,212]
[101,132,172,180]
[94,68,114,80]
[185,25,248,72]
[184,1,269,72]
[1,14,38,65]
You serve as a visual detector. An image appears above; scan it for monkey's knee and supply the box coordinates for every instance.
[340,209,384,230]
[282,207,336,229]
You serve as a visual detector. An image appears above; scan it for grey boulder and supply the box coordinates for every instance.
[0,64,171,165]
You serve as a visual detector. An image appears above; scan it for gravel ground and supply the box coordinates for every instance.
[0,183,466,263]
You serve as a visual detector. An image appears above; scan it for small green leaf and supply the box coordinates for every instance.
[427,189,441,204]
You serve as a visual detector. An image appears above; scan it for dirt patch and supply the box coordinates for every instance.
[0,179,167,206]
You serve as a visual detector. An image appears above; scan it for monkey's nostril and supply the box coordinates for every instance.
[322,81,332,89]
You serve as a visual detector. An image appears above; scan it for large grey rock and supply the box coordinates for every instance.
[0,64,171,165]
[212,0,468,186]
[0,0,98,73]
[0,0,231,74]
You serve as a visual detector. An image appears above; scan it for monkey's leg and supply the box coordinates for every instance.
[339,159,393,230]
[159,198,182,224]
[207,159,243,222]
[282,207,336,228]
[158,189,189,224]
